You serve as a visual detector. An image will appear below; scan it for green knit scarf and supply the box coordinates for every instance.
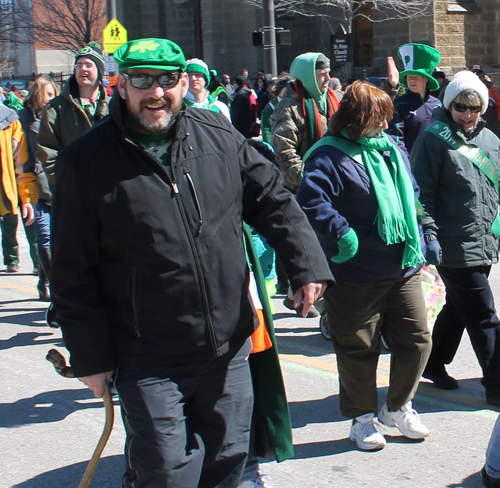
[351,130,425,268]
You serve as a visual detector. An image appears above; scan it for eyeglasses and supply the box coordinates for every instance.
[188,73,205,79]
[453,102,482,113]
[122,71,181,90]
[75,63,97,70]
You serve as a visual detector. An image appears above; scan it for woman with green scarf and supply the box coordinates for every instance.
[296,81,431,451]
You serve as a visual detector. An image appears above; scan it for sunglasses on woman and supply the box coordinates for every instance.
[453,102,482,113]
[122,71,181,89]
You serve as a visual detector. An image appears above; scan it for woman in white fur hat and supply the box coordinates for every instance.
[410,70,500,407]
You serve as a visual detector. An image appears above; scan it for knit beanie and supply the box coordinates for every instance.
[186,58,210,85]
[75,43,105,79]
[443,70,489,114]
[315,54,330,70]
[233,76,246,88]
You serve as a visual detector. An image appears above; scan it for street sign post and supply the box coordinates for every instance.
[105,55,117,73]
[102,18,127,54]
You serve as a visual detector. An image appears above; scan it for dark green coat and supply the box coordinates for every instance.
[37,76,110,187]
[411,106,500,267]
[243,224,294,462]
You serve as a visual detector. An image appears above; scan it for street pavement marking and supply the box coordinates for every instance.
[0,279,38,297]
[280,353,390,386]
[278,351,499,420]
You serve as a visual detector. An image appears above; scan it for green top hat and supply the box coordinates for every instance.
[398,43,441,92]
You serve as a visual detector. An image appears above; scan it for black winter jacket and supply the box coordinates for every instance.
[51,95,333,377]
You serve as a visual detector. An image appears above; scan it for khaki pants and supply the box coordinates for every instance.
[324,272,431,419]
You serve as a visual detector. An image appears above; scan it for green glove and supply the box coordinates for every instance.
[331,228,359,263]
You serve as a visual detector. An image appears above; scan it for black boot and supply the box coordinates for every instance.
[37,247,51,302]
[46,303,60,328]
[37,266,51,301]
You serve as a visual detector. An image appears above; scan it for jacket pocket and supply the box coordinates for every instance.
[180,153,237,241]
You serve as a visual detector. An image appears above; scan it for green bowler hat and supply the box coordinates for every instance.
[398,43,441,92]
[114,38,187,71]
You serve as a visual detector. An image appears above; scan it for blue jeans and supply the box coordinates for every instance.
[486,414,500,479]
[34,200,51,249]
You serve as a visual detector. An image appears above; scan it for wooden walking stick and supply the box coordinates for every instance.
[46,349,115,488]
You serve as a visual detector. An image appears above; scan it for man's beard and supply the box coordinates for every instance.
[125,94,182,135]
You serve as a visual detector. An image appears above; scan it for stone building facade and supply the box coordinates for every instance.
[115,0,500,82]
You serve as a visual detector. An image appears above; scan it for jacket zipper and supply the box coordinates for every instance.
[130,268,141,338]
[124,137,219,356]
[185,172,203,235]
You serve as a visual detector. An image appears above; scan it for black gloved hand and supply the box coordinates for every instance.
[424,230,442,266]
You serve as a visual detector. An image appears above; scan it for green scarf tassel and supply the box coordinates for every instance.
[350,130,425,269]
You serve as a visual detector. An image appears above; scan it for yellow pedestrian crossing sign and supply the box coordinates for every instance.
[103,19,127,54]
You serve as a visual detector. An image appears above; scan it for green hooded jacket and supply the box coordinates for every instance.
[271,54,342,192]
[290,52,328,113]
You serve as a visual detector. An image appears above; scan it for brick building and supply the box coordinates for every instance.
[114,0,500,83]
[0,0,106,78]
[3,0,500,83]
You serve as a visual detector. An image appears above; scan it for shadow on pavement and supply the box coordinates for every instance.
[288,438,358,459]
[276,326,321,334]
[1,309,48,326]
[447,470,484,487]
[11,454,125,488]
[0,331,62,350]
[0,272,37,277]
[289,384,494,433]
[289,395,343,428]
[0,388,119,427]
[0,298,44,305]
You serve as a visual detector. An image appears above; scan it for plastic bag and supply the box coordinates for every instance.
[421,264,446,331]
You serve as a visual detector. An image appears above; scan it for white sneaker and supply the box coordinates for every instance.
[349,412,387,450]
[378,401,430,439]
[239,472,274,488]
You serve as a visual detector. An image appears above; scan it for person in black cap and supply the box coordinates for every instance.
[231,75,258,137]
[429,68,449,99]
[37,42,110,189]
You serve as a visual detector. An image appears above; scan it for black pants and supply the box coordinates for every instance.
[115,339,253,488]
[427,265,500,394]
[324,272,431,418]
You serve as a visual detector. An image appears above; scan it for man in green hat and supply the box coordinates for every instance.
[37,42,110,188]
[387,43,442,154]
[184,57,231,120]
[49,37,332,488]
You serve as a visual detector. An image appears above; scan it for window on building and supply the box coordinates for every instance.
[447,0,481,13]
[354,3,373,67]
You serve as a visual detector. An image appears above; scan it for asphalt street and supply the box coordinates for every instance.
[1,230,499,488]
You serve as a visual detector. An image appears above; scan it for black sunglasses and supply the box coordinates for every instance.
[453,102,481,113]
[122,71,181,89]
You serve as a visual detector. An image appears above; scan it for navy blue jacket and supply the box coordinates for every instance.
[388,90,441,155]
[296,133,425,281]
